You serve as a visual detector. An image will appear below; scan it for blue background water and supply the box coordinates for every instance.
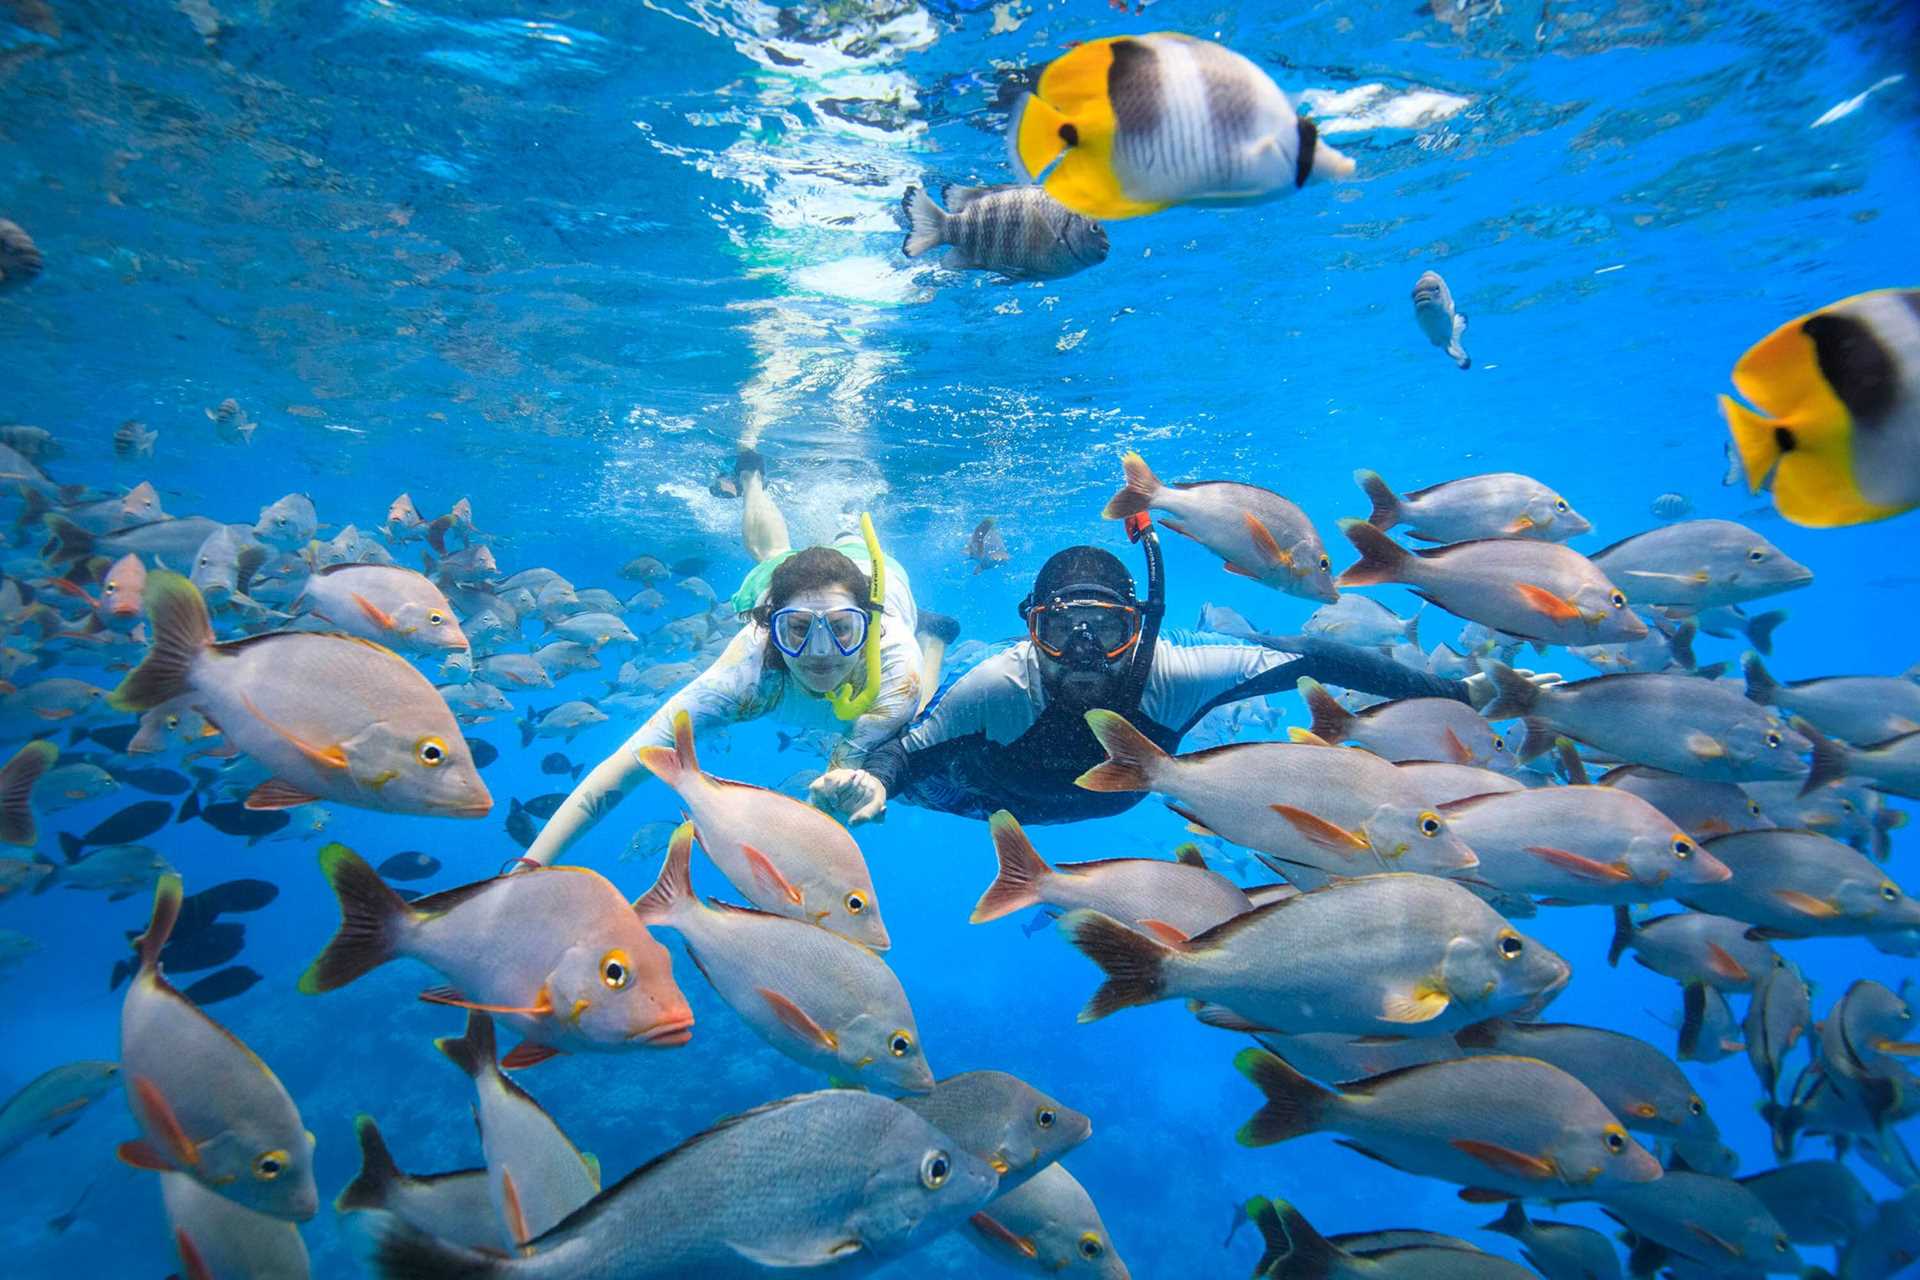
[2,0,1918,1274]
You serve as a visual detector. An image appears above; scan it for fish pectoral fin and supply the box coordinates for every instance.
[1513,583,1581,622]
[1137,919,1190,947]
[729,1237,865,1268]
[1683,732,1727,760]
[757,986,839,1051]
[971,1213,1039,1260]
[1522,845,1634,883]
[1286,728,1333,747]
[1449,1138,1556,1180]
[245,779,320,810]
[1504,514,1537,534]
[500,1169,532,1251]
[1222,561,1263,580]
[1686,1222,1745,1259]
[349,592,398,632]
[1189,1002,1278,1034]
[1270,804,1370,855]
[130,1075,199,1168]
[500,1042,564,1070]
[238,694,348,770]
[1442,727,1475,765]
[1772,888,1842,919]
[741,844,805,907]
[418,986,552,1018]
[1381,983,1451,1024]
[1241,513,1288,566]
[116,1139,177,1173]
[1703,942,1750,984]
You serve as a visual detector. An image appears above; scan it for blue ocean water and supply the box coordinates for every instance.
[3,0,1919,1275]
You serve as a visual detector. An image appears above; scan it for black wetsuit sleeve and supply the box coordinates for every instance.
[864,736,909,793]
[1178,634,1470,736]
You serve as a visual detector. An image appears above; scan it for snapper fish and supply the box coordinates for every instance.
[1742,653,1920,745]
[1297,678,1512,771]
[902,184,1108,280]
[296,564,468,655]
[1720,288,1920,527]
[968,1164,1128,1280]
[1588,519,1813,612]
[1412,271,1471,370]
[1103,452,1336,601]
[900,1070,1090,1197]
[1007,33,1354,220]
[1355,469,1591,544]
[1244,1197,1533,1280]
[334,1116,498,1252]
[162,1170,311,1279]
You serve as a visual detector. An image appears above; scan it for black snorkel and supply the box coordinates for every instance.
[1117,511,1164,714]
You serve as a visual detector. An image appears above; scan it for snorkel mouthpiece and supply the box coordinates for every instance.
[828,512,885,722]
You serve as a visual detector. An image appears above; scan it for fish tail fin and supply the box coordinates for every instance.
[1448,312,1470,370]
[136,872,185,974]
[299,843,413,993]
[1479,660,1539,721]
[335,1115,402,1213]
[1062,908,1171,1020]
[517,713,535,749]
[1403,608,1420,651]
[1100,451,1160,520]
[636,709,699,785]
[433,1010,497,1078]
[1798,718,1849,796]
[971,811,1052,923]
[370,1214,505,1280]
[1247,1196,1336,1275]
[1554,738,1590,787]
[1741,651,1778,703]
[109,573,211,712]
[1669,620,1698,671]
[1719,393,1786,495]
[1075,709,1167,792]
[900,186,946,258]
[1607,905,1634,966]
[1298,677,1353,744]
[1354,470,1402,529]
[40,513,94,566]
[1483,1201,1529,1236]
[1233,1048,1335,1147]
[1745,609,1788,656]
[1335,518,1412,587]
[632,821,695,926]
[0,738,56,845]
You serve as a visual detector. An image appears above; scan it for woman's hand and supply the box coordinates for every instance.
[1462,666,1565,712]
[809,768,887,825]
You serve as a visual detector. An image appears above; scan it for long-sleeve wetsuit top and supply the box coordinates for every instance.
[861,629,1467,826]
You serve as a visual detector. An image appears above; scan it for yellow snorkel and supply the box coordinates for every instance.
[828,512,885,722]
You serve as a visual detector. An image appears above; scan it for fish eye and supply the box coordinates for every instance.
[253,1149,289,1180]
[1603,1127,1627,1154]
[165,715,179,729]
[1883,883,1902,903]
[1672,837,1693,859]
[1765,731,1782,748]
[1554,498,1569,513]
[1749,800,1763,816]
[1498,933,1524,959]
[1748,548,1767,563]
[1774,1235,1789,1252]
[104,581,117,594]
[889,1031,913,1058]
[428,611,445,626]
[1079,1234,1105,1260]
[415,736,448,767]
[1317,555,1330,573]
[1608,590,1626,609]
[601,949,632,989]
[1036,1107,1056,1129]
[844,891,867,915]
[1418,811,1443,837]
[1491,735,1505,751]
[197,556,209,567]
[1688,1097,1704,1116]
[920,1150,950,1190]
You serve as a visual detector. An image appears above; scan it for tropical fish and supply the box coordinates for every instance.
[188,524,270,608]
[968,1164,1128,1279]
[517,700,609,747]
[378,851,441,881]
[1298,678,1512,770]
[1608,909,1774,991]
[1301,595,1419,648]
[619,556,669,583]
[300,843,691,1066]
[1743,653,1920,745]
[0,1060,119,1162]
[901,184,1108,280]
[476,654,552,689]
[297,564,468,654]
[44,841,172,899]
[62,796,171,851]
[109,920,246,992]
[177,794,288,844]
[1339,523,1641,646]
[1452,1020,1716,1143]
[1355,470,1591,543]
[1006,33,1354,220]
[545,610,636,651]
[1800,721,1920,799]
[0,854,54,898]
[44,514,226,568]
[1692,827,1920,936]
[539,753,580,780]
[161,1169,312,1279]
[334,1115,499,1252]
[436,1012,599,1252]
[117,875,317,1220]
[110,573,492,816]
[1589,1169,1801,1274]
[1743,953,1812,1101]
[180,966,262,1007]
[964,516,1011,575]
[1103,452,1336,601]
[1720,288,1920,527]
[1737,1160,1875,1246]
[1588,519,1813,612]
[205,398,257,446]
[1244,1196,1532,1279]
[1412,271,1471,371]
[633,825,930,1093]
[1232,1050,1661,1195]
[1062,874,1568,1038]
[1075,710,1479,884]
[971,812,1251,941]
[0,218,42,288]
[253,493,317,550]
[114,419,158,458]
[1481,1202,1623,1280]
[364,1090,998,1278]
[637,710,886,949]
[899,1070,1091,1196]
[1597,765,1771,840]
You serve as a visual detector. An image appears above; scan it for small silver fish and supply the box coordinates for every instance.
[1412,271,1470,370]
[1651,492,1694,521]
[0,219,42,289]
[902,184,1109,281]
[968,1164,1129,1279]
[334,1115,498,1251]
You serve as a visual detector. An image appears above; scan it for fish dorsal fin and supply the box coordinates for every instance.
[943,184,990,213]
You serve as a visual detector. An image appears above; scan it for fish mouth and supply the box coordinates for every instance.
[449,798,493,818]
[632,1013,694,1047]
[1696,857,1734,884]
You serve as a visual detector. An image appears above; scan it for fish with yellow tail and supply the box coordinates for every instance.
[1720,287,1920,527]
[1007,33,1353,221]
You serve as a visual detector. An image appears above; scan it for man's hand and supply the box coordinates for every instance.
[809,768,888,826]
[1462,666,1566,712]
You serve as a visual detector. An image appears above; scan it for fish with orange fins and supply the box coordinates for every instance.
[298,842,691,1068]
[1721,288,1920,527]
[1007,33,1353,221]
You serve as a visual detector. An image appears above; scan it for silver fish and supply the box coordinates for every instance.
[1608,909,1774,991]
[0,1060,119,1161]
[162,1169,311,1279]
[1302,595,1419,648]
[1738,1160,1875,1247]
[1482,1202,1623,1280]
[1412,271,1471,370]
[1744,954,1812,1101]
[901,184,1108,281]
[1355,470,1591,543]
[189,525,270,607]
[968,1164,1128,1279]
[253,494,318,551]
[1453,1019,1716,1143]
[899,1070,1090,1197]
[1246,1196,1530,1279]
[1588,1171,1801,1274]
[1598,764,1772,840]
[1299,678,1513,770]
[1743,653,1920,745]
[1589,519,1813,612]
[335,1115,499,1252]
[43,514,226,567]
[1687,828,1920,936]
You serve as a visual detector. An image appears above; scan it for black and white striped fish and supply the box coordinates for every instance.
[901,184,1108,280]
